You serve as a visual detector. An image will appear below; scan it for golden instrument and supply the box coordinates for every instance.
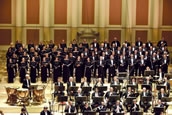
[5,87,18,105]
[17,88,29,105]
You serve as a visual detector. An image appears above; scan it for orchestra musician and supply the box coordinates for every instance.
[64,101,75,113]
[96,102,107,112]
[54,78,64,97]
[113,100,124,114]
[140,87,151,112]
[82,103,92,112]
[130,99,140,113]
[67,77,76,96]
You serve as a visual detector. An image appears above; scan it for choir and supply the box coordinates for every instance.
[5,38,171,114]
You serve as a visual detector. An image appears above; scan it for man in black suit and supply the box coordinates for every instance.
[75,88,84,113]
[130,99,140,113]
[54,78,64,97]
[40,106,51,115]
[140,87,151,112]
[163,77,170,96]
[108,55,116,82]
[104,40,110,49]
[111,37,120,48]
[91,88,102,109]
[82,103,92,112]
[105,87,118,109]
[139,55,146,76]
[158,88,169,110]
[135,37,143,47]
[128,54,136,76]
[65,101,75,113]
[91,39,99,49]
[157,37,167,48]
[97,56,106,82]
[67,77,76,96]
[22,75,31,89]
[113,100,124,114]
[96,102,107,112]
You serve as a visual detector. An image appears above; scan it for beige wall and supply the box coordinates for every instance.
[0,0,171,50]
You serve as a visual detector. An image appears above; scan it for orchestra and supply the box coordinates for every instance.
[5,38,171,114]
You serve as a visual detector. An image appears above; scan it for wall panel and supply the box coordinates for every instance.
[0,0,11,24]
[109,30,121,44]
[162,31,172,46]
[27,0,40,24]
[82,0,95,24]
[109,0,122,25]
[0,29,11,45]
[136,0,149,25]
[135,30,148,43]
[27,29,39,45]
[163,0,172,25]
[54,30,67,45]
[54,0,67,24]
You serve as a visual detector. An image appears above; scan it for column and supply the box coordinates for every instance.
[16,0,23,42]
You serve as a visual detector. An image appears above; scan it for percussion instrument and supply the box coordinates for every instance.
[33,87,45,103]
[5,87,18,105]
[17,88,29,105]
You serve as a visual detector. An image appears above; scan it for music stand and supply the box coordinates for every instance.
[118,72,127,77]
[156,85,166,90]
[69,86,79,96]
[55,85,65,92]
[141,96,152,102]
[110,85,121,91]
[141,84,151,90]
[127,84,137,90]
[109,95,120,103]
[76,96,87,102]
[57,96,68,114]
[93,97,103,103]
[154,107,164,114]
[83,111,96,115]
[97,86,107,92]
[82,86,92,92]
[126,97,136,104]
[144,70,154,76]
[131,111,143,115]
[161,97,172,102]
[99,111,111,115]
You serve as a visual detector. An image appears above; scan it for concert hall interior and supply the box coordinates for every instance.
[1,0,172,115]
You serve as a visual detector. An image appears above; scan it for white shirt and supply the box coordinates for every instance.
[70,82,73,86]
[26,79,29,88]
[111,60,113,65]
[44,112,48,115]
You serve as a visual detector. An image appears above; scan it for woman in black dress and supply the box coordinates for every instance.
[19,58,27,83]
[7,58,15,83]
[85,57,92,83]
[41,57,48,83]
[53,57,62,83]
[30,57,37,83]
[69,53,76,77]
[75,56,83,83]
[62,55,71,83]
